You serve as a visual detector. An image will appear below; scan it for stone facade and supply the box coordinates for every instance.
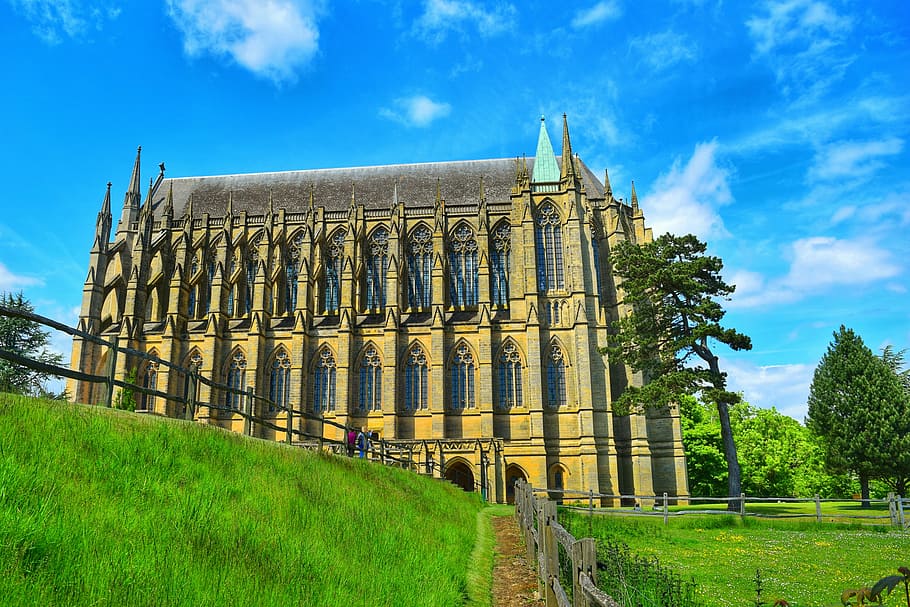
[69,116,688,504]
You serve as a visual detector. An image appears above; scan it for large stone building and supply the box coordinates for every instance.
[69,116,688,504]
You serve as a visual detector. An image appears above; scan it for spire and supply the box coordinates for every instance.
[163,182,174,218]
[99,181,112,219]
[435,177,442,205]
[119,146,142,229]
[93,182,113,252]
[603,169,613,199]
[531,116,560,187]
[226,190,234,217]
[630,180,639,210]
[560,114,576,180]
[308,183,316,212]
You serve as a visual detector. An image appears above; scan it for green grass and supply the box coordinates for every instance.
[562,510,909,607]
[0,394,484,606]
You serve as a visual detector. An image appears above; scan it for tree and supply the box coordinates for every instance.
[605,233,752,506]
[678,396,728,497]
[807,327,910,501]
[0,292,64,396]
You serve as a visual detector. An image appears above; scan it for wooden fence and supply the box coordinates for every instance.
[0,304,491,495]
[514,479,621,607]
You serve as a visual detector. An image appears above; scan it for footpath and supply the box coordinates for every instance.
[491,515,546,607]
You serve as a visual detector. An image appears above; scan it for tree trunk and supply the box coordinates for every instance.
[860,472,871,509]
[716,400,742,511]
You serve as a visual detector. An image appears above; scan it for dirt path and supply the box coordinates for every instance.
[491,515,545,607]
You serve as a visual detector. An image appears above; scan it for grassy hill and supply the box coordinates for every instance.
[0,394,484,606]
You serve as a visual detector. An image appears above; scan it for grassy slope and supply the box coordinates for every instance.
[562,511,909,607]
[0,395,484,607]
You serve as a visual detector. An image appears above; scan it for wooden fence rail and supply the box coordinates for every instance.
[0,304,492,495]
[514,479,620,607]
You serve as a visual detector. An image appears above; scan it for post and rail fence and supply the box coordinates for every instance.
[0,304,494,496]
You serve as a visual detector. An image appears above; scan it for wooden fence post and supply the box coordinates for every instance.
[898,496,906,531]
[537,499,558,607]
[815,494,822,523]
[185,371,196,421]
[663,492,669,526]
[524,483,536,571]
[105,336,119,408]
[572,537,597,607]
[740,493,746,517]
[243,388,254,436]
[888,493,897,526]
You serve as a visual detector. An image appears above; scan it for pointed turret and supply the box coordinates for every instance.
[630,180,639,210]
[92,182,113,252]
[119,146,142,229]
[603,169,613,200]
[560,114,576,181]
[163,182,174,222]
[531,117,559,191]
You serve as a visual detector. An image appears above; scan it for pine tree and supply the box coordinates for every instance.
[0,292,64,396]
[807,326,910,500]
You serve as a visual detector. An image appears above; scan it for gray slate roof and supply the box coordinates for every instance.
[151,157,605,218]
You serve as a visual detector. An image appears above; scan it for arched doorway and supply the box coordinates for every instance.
[445,460,475,493]
[505,464,527,505]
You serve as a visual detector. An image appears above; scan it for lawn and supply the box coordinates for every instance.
[561,509,910,607]
[0,394,485,606]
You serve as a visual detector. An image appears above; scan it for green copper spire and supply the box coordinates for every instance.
[531,116,560,189]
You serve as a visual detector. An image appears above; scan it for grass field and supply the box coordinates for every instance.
[0,394,485,606]
[561,509,910,607]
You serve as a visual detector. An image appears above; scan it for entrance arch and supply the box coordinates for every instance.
[445,460,475,493]
[505,464,527,505]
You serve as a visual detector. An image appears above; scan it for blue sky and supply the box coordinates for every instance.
[1,0,908,420]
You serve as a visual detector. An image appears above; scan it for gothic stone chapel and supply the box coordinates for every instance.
[69,116,688,504]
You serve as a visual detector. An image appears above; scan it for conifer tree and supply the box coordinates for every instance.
[807,326,910,500]
[0,291,63,396]
[605,233,752,505]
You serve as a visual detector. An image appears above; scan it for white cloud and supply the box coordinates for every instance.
[722,357,815,421]
[746,0,854,102]
[640,140,732,240]
[730,236,902,308]
[0,261,43,291]
[165,0,324,84]
[414,0,516,42]
[571,1,622,29]
[809,137,903,183]
[8,0,120,44]
[628,30,697,72]
[379,95,452,128]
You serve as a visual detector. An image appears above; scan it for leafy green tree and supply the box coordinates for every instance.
[0,291,64,396]
[678,396,727,497]
[807,326,910,501]
[606,233,752,505]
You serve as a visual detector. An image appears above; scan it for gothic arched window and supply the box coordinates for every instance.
[139,352,159,412]
[365,227,389,313]
[324,230,345,314]
[269,350,291,413]
[286,233,304,314]
[491,223,510,307]
[546,345,567,409]
[591,233,604,305]
[358,345,382,412]
[404,344,429,411]
[225,350,247,410]
[497,342,522,410]
[450,343,475,410]
[244,239,259,316]
[449,224,478,307]
[407,226,432,310]
[535,203,564,292]
[313,348,336,413]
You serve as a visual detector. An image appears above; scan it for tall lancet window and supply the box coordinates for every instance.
[491,223,511,307]
[449,224,478,307]
[358,345,382,412]
[245,241,258,315]
[324,230,345,314]
[497,342,522,410]
[269,350,290,413]
[139,353,159,412]
[404,344,429,411]
[591,233,604,305]
[535,203,564,292]
[546,345,567,409]
[450,343,475,410]
[313,348,336,413]
[188,255,200,318]
[365,227,389,313]
[407,226,432,310]
[204,260,215,314]
[286,233,304,314]
[225,350,247,410]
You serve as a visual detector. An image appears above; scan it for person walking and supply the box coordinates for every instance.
[346,427,356,457]
[356,427,368,459]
